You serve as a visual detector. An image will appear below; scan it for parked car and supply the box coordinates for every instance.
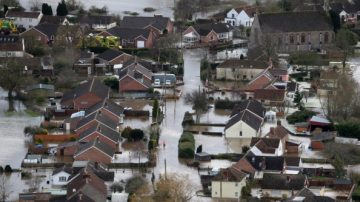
[153,79,161,87]
[165,80,171,86]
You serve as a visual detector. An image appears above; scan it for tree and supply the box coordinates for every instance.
[196,145,202,153]
[152,99,159,120]
[103,77,119,91]
[174,0,197,21]
[56,0,68,16]
[185,88,208,123]
[333,154,345,178]
[329,10,341,32]
[336,29,358,72]
[3,5,7,14]
[242,145,249,154]
[262,34,278,65]
[125,176,146,194]
[0,175,11,202]
[241,182,252,199]
[153,174,195,202]
[0,59,30,111]
[41,3,53,15]
[293,89,303,110]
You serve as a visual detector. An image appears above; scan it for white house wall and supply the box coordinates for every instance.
[225,120,257,139]
[211,179,246,199]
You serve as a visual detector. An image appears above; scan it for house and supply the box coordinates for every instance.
[224,6,258,27]
[40,56,54,75]
[183,23,233,45]
[0,35,25,57]
[211,167,247,199]
[78,123,120,149]
[40,15,68,25]
[254,89,286,107]
[152,73,177,86]
[85,98,124,123]
[95,49,133,73]
[72,161,115,182]
[245,67,275,94]
[286,139,302,154]
[5,10,43,29]
[57,141,78,156]
[269,68,289,82]
[73,50,95,75]
[317,69,338,97]
[249,12,335,53]
[67,168,107,201]
[288,187,335,202]
[118,60,153,94]
[21,23,59,45]
[120,15,173,36]
[330,2,360,24]
[261,173,307,198]
[60,78,110,110]
[265,121,291,153]
[19,192,52,202]
[99,27,155,48]
[245,155,285,178]
[216,59,268,81]
[225,100,265,139]
[80,15,117,30]
[73,138,115,164]
[75,110,119,135]
[51,166,72,186]
[249,137,283,156]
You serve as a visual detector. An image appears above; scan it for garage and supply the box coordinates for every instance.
[136,40,145,48]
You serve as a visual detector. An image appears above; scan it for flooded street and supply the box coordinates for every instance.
[19,0,175,18]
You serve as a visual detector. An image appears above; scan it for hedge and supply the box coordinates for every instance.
[286,110,316,124]
[215,99,242,110]
[178,132,195,159]
[182,111,194,126]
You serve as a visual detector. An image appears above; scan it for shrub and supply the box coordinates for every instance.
[179,132,194,143]
[335,121,360,139]
[286,110,316,124]
[182,111,194,126]
[121,127,132,139]
[242,146,250,154]
[103,77,119,91]
[129,129,144,141]
[178,142,195,158]
[111,182,124,193]
[215,99,241,110]
[24,126,48,135]
[4,165,12,173]
[0,166,3,173]
[125,176,146,194]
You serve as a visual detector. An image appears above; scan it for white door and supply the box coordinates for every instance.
[137,41,145,48]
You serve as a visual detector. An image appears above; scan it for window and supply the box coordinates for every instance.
[243,75,247,80]
[301,33,306,44]
[59,176,67,182]
[232,14,235,18]
[319,32,323,43]
[239,131,242,136]
[324,32,329,43]
[235,192,238,197]
[289,35,295,44]
[235,182,239,187]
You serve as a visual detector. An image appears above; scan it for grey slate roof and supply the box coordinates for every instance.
[225,109,263,131]
[258,12,333,33]
[261,173,306,190]
[231,99,266,117]
[120,16,170,31]
[6,10,41,18]
[97,49,127,62]
[85,98,124,118]
[287,187,335,202]
[75,138,115,158]
[61,78,110,105]
[40,15,66,25]
[194,23,232,36]
[106,26,151,39]
[52,165,72,175]
[217,59,267,69]
[33,23,59,38]
[77,111,118,131]
[78,122,120,143]
[122,58,154,71]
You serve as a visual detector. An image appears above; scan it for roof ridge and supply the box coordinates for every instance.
[89,78,95,92]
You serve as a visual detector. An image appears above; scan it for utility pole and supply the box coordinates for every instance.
[164,159,167,179]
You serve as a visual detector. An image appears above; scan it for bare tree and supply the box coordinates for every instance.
[0,175,12,202]
[336,29,358,72]
[29,0,41,11]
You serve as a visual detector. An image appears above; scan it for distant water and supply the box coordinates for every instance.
[19,0,175,18]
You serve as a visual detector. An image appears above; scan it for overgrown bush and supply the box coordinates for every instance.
[103,77,119,91]
[111,182,124,193]
[148,126,160,151]
[335,121,360,139]
[215,99,241,110]
[182,111,194,126]
[121,127,132,139]
[4,165,12,173]
[286,110,316,124]
[24,126,48,135]
[178,132,195,159]
[125,176,146,194]
[130,129,144,141]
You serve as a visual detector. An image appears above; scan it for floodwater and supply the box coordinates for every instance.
[0,88,42,168]
[19,0,175,18]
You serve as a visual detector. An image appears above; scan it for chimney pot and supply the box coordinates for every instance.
[277,120,281,126]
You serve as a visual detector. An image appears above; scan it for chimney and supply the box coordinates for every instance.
[79,193,83,200]
[277,120,281,126]
[98,126,102,133]
[94,162,99,169]
[270,127,275,134]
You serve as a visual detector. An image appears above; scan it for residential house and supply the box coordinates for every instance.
[72,161,115,182]
[0,35,25,57]
[40,56,54,76]
[152,73,177,86]
[80,15,117,30]
[182,23,233,44]
[99,26,155,48]
[21,23,59,45]
[40,15,68,25]
[245,155,285,179]
[317,69,338,97]
[73,50,95,75]
[67,168,108,201]
[78,123,120,150]
[73,138,115,164]
[245,67,276,98]
[265,121,290,153]
[5,10,43,29]
[224,6,258,27]
[249,137,283,156]
[269,68,289,82]
[254,89,286,107]
[249,12,334,53]
[57,141,78,156]
[216,59,268,81]
[211,167,247,199]
[330,2,360,24]
[120,15,173,36]
[287,187,335,202]
[75,110,119,135]
[121,57,156,72]
[261,173,307,198]
[225,100,265,139]
[95,49,133,73]
[60,78,110,110]
[85,98,124,123]
[286,139,302,154]
[118,60,153,94]
[51,166,72,186]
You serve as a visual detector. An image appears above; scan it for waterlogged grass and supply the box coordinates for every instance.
[24,109,40,117]
[4,109,40,117]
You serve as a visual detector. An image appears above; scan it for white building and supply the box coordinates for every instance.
[249,137,283,156]
[5,10,43,29]
[51,167,72,186]
[211,168,247,200]
[224,6,257,27]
